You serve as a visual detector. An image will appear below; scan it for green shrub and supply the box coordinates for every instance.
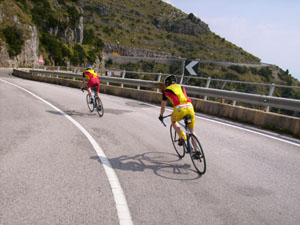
[258,67,272,77]
[87,50,97,64]
[73,44,86,65]
[67,6,81,28]
[3,26,24,57]
[83,28,95,45]
[106,58,113,67]
[95,38,104,51]
[142,61,154,72]
[40,33,71,65]
[31,1,51,28]
[224,72,239,80]
[229,65,248,74]
[103,26,115,35]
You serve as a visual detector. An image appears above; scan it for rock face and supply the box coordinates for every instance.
[76,16,84,44]
[153,13,209,36]
[0,45,10,67]
[18,25,39,66]
[103,44,173,58]
[0,25,39,67]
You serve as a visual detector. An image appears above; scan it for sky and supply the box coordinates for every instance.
[163,0,300,82]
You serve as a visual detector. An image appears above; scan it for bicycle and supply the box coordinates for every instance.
[81,85,104,117]
[161,115,206,174]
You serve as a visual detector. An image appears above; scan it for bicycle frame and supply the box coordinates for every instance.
[82,86,104,117]
[162,115,191,150]
[161,114,206,174]
[91,88,98,108]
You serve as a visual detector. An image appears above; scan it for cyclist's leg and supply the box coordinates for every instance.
[187,107,196,136]
[95,82,101,106]
[187,106,199,153]
[87,81,93,100]
[171,119,181,137]
[87,87,92,96]
[171,107,186,142]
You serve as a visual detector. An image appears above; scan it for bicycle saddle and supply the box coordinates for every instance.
[184,115,192,125]
[92,84,99,91]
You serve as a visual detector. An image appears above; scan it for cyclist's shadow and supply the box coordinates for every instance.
[90,152,202,180]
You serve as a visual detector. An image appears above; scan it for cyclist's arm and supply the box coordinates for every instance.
[160,100,167,116]
[160,90,169,116]
[80,76,86,89]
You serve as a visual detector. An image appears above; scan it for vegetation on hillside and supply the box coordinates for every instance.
[0,0,262,66]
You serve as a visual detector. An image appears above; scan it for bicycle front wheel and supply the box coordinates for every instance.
[170,125,185,158]
[86,94,94,112]
[96,97,104,117]
[188,134,206,174]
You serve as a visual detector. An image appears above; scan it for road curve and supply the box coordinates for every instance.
[1,69,300,225]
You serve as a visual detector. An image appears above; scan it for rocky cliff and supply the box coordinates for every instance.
[0,0,261,68]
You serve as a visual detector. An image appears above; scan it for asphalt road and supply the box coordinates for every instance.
[1,69,300,225]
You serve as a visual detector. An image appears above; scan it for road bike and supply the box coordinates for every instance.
[82,85,104,117]
[161,114,206,174]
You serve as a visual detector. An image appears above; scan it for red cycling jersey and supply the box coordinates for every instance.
[83,69,100,92]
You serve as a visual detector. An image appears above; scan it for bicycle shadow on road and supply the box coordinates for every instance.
[90,152,202,180]
[46,110,97,117]
[47,108,132,117]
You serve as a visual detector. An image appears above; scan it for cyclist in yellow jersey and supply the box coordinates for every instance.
[159,75,197,148]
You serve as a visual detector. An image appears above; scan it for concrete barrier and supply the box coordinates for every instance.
[13,69,300,138]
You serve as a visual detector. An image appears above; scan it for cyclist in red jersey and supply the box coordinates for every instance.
[80,65,101,106]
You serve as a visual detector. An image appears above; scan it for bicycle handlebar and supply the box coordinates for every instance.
[160,115,171,127]
[81,87,88,93]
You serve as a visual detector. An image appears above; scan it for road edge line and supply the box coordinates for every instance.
[0,78,133,225]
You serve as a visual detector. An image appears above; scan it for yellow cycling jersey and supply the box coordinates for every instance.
[83,69,99,80]
[163,84,192,107]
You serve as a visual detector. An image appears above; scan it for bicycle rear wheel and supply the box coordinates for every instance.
[96,97,104,117]
[170,125,185,158]
[188,134,206,174]
[86,94,94,112]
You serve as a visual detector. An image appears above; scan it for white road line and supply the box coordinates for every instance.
[0,79,133,225]
[141,102,300,148]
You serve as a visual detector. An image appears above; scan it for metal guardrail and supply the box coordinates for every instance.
[29,69,158,88]
[29,69,300,113]
[31,65,300,90]
[185,86,300,112]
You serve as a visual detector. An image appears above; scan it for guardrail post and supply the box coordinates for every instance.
[106,71,111,86]
[121,70,126,88]
[221,81,227,104]
[73,67,77,73]
[57,66,60,71]
[180,59,185,84]
[204,77,211,100]
[157,73,162,92]
[266,83,275,112]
